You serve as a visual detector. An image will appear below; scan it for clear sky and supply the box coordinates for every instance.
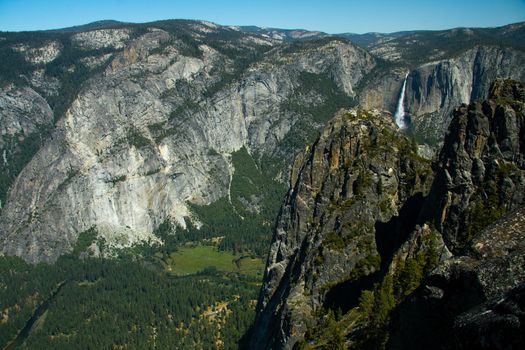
[0,0,524,34]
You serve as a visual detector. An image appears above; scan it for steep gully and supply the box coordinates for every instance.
[3,281,67,350]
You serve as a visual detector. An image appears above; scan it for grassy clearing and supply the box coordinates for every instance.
[165,245,264,278]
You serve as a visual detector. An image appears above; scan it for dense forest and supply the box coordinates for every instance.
[0,243,259,349]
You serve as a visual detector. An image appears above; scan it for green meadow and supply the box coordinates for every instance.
[164,245,264,278]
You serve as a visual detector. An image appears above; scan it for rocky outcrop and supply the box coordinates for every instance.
[72,28,132,50]
[250,109,433,349]
[252,79,525,349]
[0,85,54,208]
[12,41,62,65]
[386,79,525,350]
[0,85,53,140]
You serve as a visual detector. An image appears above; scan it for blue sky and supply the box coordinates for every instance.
[0,0,524,33]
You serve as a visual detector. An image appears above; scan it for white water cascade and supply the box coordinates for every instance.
[394,73,409,129]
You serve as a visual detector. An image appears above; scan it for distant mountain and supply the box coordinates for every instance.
[49,20,129,33]
[338,21,525,60]
[365,22,525,64]
[335,30,418,48]
[239,25,328,42]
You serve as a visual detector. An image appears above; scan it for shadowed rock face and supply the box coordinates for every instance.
[391,79,525,347]
[388,80,525,350]
[252,79,525,350]
[390,206,525,350]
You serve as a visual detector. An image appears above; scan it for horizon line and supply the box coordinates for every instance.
[1,18,524,36]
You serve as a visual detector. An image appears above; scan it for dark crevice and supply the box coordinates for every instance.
[388,269,487,350]
[4,281,67,350]
[375,192,426,270]
[519,126,525,154]
[324,271,382,313]
[323,193,426,313]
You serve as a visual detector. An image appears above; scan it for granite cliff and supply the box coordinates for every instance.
[249,108,438,348]
[390,79,525,350]
[0,23,374,263]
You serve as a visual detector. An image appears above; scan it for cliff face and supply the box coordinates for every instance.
[0,85,54,208]
[423,79,525,252]
[388,80,525,349]
[0,85,53,144]
[0,26,375,263]
[406,46,525,144]
[252,79,525,349]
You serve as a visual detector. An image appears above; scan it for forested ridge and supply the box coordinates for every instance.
[0,247,258,349]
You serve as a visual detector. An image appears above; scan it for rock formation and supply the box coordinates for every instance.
[390,207,525,350]
[389,79,525,349]
[250,108,435,349]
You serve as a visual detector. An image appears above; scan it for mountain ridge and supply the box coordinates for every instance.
[5,18,524,50]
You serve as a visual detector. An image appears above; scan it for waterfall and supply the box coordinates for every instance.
[394,73,408,128]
